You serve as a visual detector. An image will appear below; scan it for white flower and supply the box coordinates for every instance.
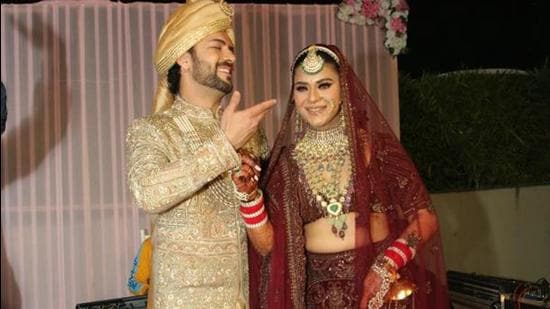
[337,3,356,23]
[338,4,354,15]
[379,7,390,18]
[392,11,407,18]
[337,11,350,22]
[386,36,406,53]
[381,0,391,10]
[350,15,366,25]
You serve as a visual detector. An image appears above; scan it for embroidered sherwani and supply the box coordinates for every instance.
[126,97,248,308]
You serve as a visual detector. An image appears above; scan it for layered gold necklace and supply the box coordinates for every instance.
[292,121,352,238]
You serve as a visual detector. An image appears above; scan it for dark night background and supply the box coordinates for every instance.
[3,0,550,75]
[238,0,550,76]
[398,0,550,76]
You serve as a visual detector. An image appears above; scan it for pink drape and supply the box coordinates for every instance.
[0,1,399,308]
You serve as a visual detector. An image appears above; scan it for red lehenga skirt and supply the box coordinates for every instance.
[306,249,414,309]
[306,250,359,308]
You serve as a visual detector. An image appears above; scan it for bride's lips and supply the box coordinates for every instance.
[305,105,327,115]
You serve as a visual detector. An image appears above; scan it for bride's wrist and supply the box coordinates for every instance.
[234,188,259,202]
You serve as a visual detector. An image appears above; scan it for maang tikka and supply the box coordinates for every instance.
[295,45,340,74]
[301,46,325,74]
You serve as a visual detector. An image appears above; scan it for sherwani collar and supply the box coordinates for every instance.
[173,96,222,120]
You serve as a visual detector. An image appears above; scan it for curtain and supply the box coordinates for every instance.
[0,1,399,308]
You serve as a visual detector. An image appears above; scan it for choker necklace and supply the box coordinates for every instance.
[292,124,352,239]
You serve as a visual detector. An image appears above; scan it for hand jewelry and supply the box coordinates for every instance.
[368,258,398,309]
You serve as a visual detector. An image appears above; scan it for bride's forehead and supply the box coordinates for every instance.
[293,65,340,83]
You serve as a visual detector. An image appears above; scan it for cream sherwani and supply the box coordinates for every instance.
[126,97,248,308]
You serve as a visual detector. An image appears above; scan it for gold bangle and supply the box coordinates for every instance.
[240,190,263,207]
[231,176,259,202]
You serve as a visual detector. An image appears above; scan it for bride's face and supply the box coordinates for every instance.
[292,63,342,130]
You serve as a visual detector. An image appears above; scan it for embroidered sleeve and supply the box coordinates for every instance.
[241,128,270,161]
[126,118,239,214]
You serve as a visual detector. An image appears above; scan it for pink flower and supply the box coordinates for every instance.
[362,0,381,19]
[346,0,355,5]
[395,0,409,11]
[390,17,407,33]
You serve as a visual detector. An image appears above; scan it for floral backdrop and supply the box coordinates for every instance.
[337,0,409,55]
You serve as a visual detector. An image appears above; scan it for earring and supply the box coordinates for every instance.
[295,112,303,133]
[339,101,346,128]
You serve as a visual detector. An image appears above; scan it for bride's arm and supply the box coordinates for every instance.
[231,151,274,256]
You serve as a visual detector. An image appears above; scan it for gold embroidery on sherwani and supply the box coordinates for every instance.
[126,97,248,308]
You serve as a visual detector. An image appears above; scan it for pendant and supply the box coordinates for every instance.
[327,201,343,216]
[316,194,349,239]
[330,214,348,239]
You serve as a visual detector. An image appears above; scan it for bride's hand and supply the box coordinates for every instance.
[359,268,384,309]
[231,149,261,200]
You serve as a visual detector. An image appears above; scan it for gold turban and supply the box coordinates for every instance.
[152,0,235,113]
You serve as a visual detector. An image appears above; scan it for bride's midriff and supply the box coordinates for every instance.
[304,211,390,253]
